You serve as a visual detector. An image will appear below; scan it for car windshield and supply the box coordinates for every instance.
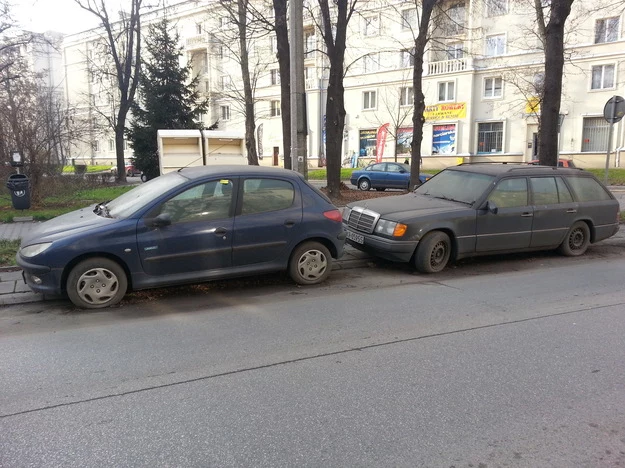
[106,172,189,218]
[415,169,495,205]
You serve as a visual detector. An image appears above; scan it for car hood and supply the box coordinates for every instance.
[21,205,119,245]
[347,193,468,219]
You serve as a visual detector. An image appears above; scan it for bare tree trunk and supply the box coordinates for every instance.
[273,0,291,169]
[410,0,437,189]
[318,0,356,198]
[537,0,573,167]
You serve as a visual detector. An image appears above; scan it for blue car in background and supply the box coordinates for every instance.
[17,165,345,309]
[350,162,432,191]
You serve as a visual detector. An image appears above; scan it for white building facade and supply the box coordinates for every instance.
[61,0,625,169]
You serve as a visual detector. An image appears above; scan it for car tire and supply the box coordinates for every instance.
[375,187,386,192]
[66,257,127,309]
[557,221,590,257]
[415,231,451,274]
[358,178,371,191]
[140,173,147,182]
[289,241,332,285]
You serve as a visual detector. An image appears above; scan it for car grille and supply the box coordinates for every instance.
[346,207,380,234]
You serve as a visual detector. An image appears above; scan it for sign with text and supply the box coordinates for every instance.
[424,102,466,121]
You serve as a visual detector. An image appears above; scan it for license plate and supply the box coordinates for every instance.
[346,230,364,244]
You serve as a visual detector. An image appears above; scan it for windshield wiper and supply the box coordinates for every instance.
[94,200,111,217]
[432,195,473,206]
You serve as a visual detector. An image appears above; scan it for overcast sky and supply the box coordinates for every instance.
[14,0,104,34]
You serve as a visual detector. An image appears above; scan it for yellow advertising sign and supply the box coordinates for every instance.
[424,102,466,121]
[525,97,540,114]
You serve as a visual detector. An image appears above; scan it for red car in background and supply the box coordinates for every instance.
[125,164,142,177]
[529,159,577,168]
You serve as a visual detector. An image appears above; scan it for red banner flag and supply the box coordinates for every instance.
[375,123,390,163]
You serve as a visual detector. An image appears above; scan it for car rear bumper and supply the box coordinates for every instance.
[344,227,417,263]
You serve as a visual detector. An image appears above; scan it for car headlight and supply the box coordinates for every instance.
[20,242,53,258]
[375,219,408,237]
[342,206,352,222]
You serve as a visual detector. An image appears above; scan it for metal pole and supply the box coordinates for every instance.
[289,0,307,177]
[605,98,617,184]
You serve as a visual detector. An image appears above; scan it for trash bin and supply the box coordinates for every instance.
[6,173,31,210]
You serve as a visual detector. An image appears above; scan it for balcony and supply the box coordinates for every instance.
[428,58,467,75]
[186,34,208,48]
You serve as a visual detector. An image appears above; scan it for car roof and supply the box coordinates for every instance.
[176,165,304,181]
[449,163,584,177]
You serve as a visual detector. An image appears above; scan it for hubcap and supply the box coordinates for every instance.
[569,228,585,250]
[430,241,447,267]
[297,250,328,281]
[76,268,119,305]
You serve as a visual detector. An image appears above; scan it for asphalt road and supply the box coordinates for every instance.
[1,251,625,466]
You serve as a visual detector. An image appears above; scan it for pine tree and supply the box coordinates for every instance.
[128,18,207,179]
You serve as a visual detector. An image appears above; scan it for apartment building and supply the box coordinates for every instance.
[61,0,625,169]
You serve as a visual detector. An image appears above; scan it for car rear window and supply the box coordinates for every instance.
[564,176,612,202]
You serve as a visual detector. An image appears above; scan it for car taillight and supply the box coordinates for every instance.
[323,209,342,222]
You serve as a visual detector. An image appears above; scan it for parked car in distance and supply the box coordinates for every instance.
[343,163,619,273]
[125,163,142,177]
[529,158,576,168]
[17,165,346,309]
[350,162,432,191]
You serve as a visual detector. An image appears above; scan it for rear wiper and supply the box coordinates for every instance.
[433,195,473,206]
[94,200,111,217]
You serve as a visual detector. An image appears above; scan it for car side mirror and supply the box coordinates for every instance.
[150,213,172,227]
[484,200,498,214]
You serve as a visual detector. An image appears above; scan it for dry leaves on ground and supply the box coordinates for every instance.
[320,182,408,206]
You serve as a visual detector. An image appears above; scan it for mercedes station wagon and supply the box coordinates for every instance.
[18,166,346,309]
[343,164,620,273]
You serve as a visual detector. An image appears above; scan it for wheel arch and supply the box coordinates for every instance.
[61,253,133,294]
[288,237,339,263]
[410,227,458,263]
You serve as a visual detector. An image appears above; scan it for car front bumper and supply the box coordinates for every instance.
[16,255,64,295]
[344,226,418,263]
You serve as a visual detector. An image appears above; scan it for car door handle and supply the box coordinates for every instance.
[566,209,577,213]
[521,212,533,217]
[214,227,228,236]
[284,220,296,227]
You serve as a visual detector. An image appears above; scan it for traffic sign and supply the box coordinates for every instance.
[603,96,625,124]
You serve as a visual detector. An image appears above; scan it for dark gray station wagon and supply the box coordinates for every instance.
[343,164,620,273]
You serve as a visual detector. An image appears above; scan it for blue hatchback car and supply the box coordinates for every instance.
[17,165,346,309]
[350,162,432,191]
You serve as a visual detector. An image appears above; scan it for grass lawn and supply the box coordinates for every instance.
[0,240,20,267]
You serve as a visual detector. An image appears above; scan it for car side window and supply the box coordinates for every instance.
[488,178,528,208]
[157,179,234,223]
[386,164,402,173]
[369,163,385,172]
[555,177,574,203]
[565,176,612,202]
[241,178,294,215]
[530,177,558,205]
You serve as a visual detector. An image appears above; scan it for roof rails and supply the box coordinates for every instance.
[457,161,525,165]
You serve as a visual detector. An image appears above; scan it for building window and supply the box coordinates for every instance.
[123,139,128,150]
[271,100,281,117]
[595,17,619,43]
[304,31,315,56]
[591,64,615,89]
[220,75,231,90]
[446,43,464,59]
[485,34,506,56]
[220,17,229,28]
[401,9,416,30]
[400,87,413,107]
[400,48,415,68]
[92,140,100,152]
[108,139,114,151]
[196,23,203,34]
[442,2,465,35]
[484,77,503,98]
[270,36,278,55]
[486,0,508,17]
[363,91,377,110]
[271,69,280,85]
[477,122,503,153]
[362,15,379,36]
[220,105,231,121]
[438,81,455,102]
[582,117,609,152]
[363,54,379,73]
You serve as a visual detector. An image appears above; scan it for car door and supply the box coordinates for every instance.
[476,177,533,251]
[231,177,303,267]
[385,163,410,189]
[136,178,236,276]
[529,176,578,248]
[366,163,387,188]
